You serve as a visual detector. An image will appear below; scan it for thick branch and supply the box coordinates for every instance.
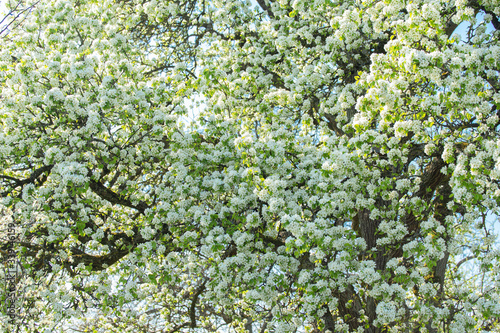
[255,0,275,18]
[89,180,148,213]
[0,164,53,196]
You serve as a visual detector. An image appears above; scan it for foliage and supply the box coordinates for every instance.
[1,0,500,332]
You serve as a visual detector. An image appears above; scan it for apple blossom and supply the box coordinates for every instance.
[1,0,500,332]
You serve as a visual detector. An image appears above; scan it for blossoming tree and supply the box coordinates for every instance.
[1,0,499,331]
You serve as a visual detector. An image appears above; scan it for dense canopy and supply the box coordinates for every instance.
[1,0,500,332]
